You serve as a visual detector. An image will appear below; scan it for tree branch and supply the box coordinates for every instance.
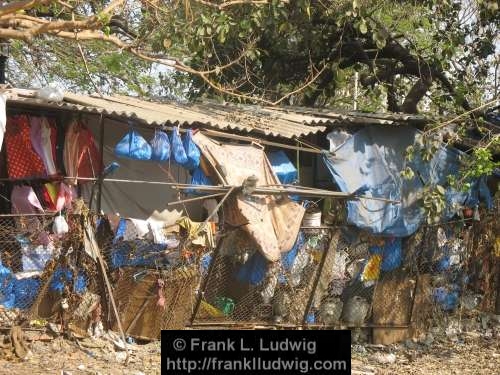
[193,0,282,10]
[0,0,53,17]
[401,76,432,113]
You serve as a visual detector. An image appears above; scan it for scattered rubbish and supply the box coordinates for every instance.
[48,323,61,335]
[341,296,370,325]
[370,352,396,364]
[115,351,127,363]
[126,337,136,345]
[319,298,343,325]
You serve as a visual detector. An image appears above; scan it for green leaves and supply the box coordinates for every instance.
[372,29,387,49]
[400,166,415,180]
[100,53,123,74]
[463,147,500,180]
[422,185,447,224]
[359,18,368,34]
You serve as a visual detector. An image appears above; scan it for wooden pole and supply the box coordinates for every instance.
[201,129,323,154]
[97,114,105,213]
[167,192,226,206]
[189,187,236,324]
[84,219,130,363]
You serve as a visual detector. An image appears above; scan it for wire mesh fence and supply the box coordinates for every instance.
[192,228,332,325]
[0,213,105,333]
[192,202,499,331]
[0,198,498,340]
[0,212,202,339]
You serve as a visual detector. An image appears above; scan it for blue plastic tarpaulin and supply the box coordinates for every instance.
[322,127,491,237]
[236,231,305,286]
[267,151,298,184]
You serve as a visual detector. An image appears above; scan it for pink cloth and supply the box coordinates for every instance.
[11,185,45,235]
[11,185,44,214]
[56,182,76,211]
[29,117,58,176]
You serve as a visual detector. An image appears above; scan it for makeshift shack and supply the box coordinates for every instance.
[0,87,497,345]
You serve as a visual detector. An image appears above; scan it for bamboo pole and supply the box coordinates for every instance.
[172,184,401,203]
[167,192,226,206]
[84,220,130,363]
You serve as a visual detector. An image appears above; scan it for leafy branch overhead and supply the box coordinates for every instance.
[2,1,498,112]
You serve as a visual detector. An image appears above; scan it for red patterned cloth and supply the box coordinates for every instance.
[5,115,46,179]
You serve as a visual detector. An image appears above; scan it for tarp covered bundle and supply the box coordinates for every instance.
[193,132,305,261]
[322,127,491,237]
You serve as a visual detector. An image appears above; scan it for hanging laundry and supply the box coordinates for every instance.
[11,185,44,214]
[63,121,103,185]
[11,185,44,233]
[29,117,58,176]
[176,216,215,248]
[44,183,58,204]
[55,182,76,211]
[32,183,57,212]
[5,115,46,179]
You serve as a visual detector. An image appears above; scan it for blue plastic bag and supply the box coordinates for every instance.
[111,240,167,268]
[433,287,459,311]
[50,267,73,293]
[186,167,213,195]
[13,277,41,308]
[381,238,402,271]
[236,251,268,286]
[171,126,188,165]
[182,130,201,170]
[268,151,298,184]
[115,130,152,160]
[0,262,15,309]
[150,130,170,162]
[74,272,87,294]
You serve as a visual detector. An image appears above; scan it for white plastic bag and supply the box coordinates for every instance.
[37,84,64,102]
[53,215,69,235]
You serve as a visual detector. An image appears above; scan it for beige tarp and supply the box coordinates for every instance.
[193,132,304,261]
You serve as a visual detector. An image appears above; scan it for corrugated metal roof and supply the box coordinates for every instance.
[3,88,429,139]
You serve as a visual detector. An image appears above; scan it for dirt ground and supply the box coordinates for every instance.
[0,319,498,375]
[0,335,161,375]
[353,335,499,374]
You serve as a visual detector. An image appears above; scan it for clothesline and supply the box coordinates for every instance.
[0,176,400,203]
[171,184,401,203]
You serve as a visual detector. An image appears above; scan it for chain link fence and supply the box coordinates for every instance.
[0,213,105,333]
[0,212,201,340]
[192,201,499,333]
[192,228,332,325]
[0,198,498,340]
